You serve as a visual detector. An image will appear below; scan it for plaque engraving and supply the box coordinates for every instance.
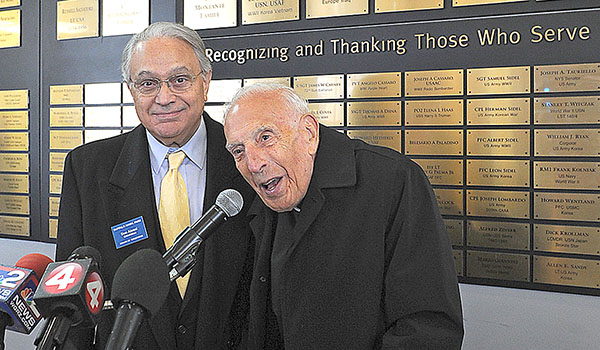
[0,1,20,8]
[467,98,530,125]
[467,160,529,187]
[467,190,529,219]
[241,0,299,24]
[308,103,343,127]
[0,153,27,172]
[0,194,29,214]
[347,130,401,152]
[0,174,28,194]
[49,152,68,172]
[534,63,600,93]
[534,97,600,124]
[454,250,464,277]
[534,193,599,222]
[306,0,367,19]
[49,130,82,150]
[0,9,19,48]
[534,162,599,190]
[85,82,121,104]
[405,130,462,155]
[405,69,462,96]
[467,251,529,282]
[50,108,83,127]
[467,66,530,95]
[535,129,599,157]
[244,77,291,87]
[534,256,599,288]
[49,197,60,217]
[347,101,400,126]
[534,224,599,256]
[49,219,58,239]
[0,132,27,151]
[405,100,463,126]
[413,159,463,185]
[376,0,443,13]
[84,106,121,127]
[467,220,529,250]
[102,0,149,37]
[0,90,28,109]
[49,174,63,195]
[347,72,401,98]
[294,75,344,100]
[0,111,28,130]
[207,79,242,103]
[0,215,29,237]
[434,188,463,216]
[56,0,99,40]
[467,130,529,156]
[445,219,464,245]
[184,0,236,29]
[50,85,84,105]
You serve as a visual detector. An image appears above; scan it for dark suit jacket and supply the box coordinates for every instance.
[246,126,464,350]
[56,113,254,350]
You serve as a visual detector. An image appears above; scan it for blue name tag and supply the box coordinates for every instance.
[111,216,149,249]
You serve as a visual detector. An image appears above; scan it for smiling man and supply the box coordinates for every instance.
[224,83,464,350]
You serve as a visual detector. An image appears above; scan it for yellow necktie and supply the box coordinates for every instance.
[159,151,190,297]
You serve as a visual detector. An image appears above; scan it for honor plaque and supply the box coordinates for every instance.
[445,219,464,245]
[413,159,463,185]
[376,0,443,13]
[405,100,463,126]
[0,1,20,8]
[306,0,367,19]
[467,130,529,156]
[347,130,401,152]
[347,101,400,126]
[49,219,58,239]
[184,0,237,29]
[467,66,529,95]
[454,250,464,276]
[467,98,530,125]
[49,175,63,195]
[467,220,529,250]
[0,174,28,194]
[467,160,529,187]
[50,108,83,127]
[534,162,599,190]
[467,251,529,282]
[347,72,401,98]
[0,90,28,109]
[0,111,28,130]
[534,256,599,289]
[0,153,27,172]
[534,63,600,93]
[294,75,344,100]
[467,190,529,219]
[102,0,149,37]
[0,215,29,237]
[242,0,299,24]
[405,130,462,155]
[534,97,600,124]
[244,77,291,87]
[405,69,462,97]
[49,197,60,217]
[0,9,19,48]
[455,0,525,6]
[434,188,463,216]
[56,0,99,40]
[534,193,599,222]
[535,129,599,157]
[0,194,29,215]
[308,103,343,127]
[0,132,27,151]
[49,130,83,150]
[49,152,68,172]
[534,224,599,256]
[50,85,84,105]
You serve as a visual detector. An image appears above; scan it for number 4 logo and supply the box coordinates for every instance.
[43,263,84,294]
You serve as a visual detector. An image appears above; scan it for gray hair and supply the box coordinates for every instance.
[121,22,212,82]
[224,83,309,122]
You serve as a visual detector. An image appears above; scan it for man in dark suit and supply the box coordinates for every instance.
[223,83,464,349]
[56,22,254,349]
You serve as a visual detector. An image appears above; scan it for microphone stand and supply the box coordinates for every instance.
[34,314,72,350]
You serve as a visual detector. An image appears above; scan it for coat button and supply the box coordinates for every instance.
[177,324,188,334]
[259,276,267,283]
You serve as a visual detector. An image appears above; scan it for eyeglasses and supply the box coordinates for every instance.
[131,72,202,96]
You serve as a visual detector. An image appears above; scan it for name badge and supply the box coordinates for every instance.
[111,216,148,249]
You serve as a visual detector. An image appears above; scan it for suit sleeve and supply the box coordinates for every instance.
[381,161,464,349]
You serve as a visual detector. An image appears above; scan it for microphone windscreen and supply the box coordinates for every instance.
[15,253,54,279]
[216,189,243,217]
[111,249,170,317]
[69,246,102,266]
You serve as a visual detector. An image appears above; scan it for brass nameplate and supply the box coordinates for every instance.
[405,130,462,155]
[0,153,27,172]
[49,152,68,172]
[535,129,599,157]
[0,132,28,151]
[50,107,83,127]
[0,1,20,9]
[184,0,237,29]
[405,69,462,97]
[347,72,401,98]
[434,188,463,216]
[85,82,121,104]
[102,1,148,37]
[467,66,530,95]
[207,79,242,103]
[405,100,463,126]
[467,98,530,125]
[0,194,29,214]
[50,85,84,105]
[445,219,464,245]
[454,250,464,277]
[534,161,599,190]
[455,0,525,6]
[534,224,599,256]
[50,130,83,150]
[308,102,343,127]
[467,129,529,156]
[467,220,529,250]
[49,174,63,195]
[0,111,28,129]
[376,0,442,13]
[85,106,121,127]
[0,9,20,48]
[467,190,529,218]
[347,101,400,126]
[241,0,298,24]
[534,97,600,124]
[467,160,529,187]
[0,90,28,109]
[49,197,60,217]
[243,77,291,87]
[0,174,28,194]
[0,215,29,237]
[49,219,58,239]
[294,75,344,100]
[534,63,600,93]
[534,192,599,222]
[347,130,401,152]
[467,251,529,282]
[306,0,367,19]
[413,159,463,185]
[56,0,99,40]
[534,256,599,289]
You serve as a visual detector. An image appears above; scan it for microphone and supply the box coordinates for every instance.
[33,246,105,350]
[163,189,243,281]
[0,254,53,350]
[105,249,170,350]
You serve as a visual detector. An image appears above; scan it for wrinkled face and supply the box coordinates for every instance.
[128,37,211,147]
[224,93,319,212]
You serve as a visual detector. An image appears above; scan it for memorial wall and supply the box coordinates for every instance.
[0,0,598,296]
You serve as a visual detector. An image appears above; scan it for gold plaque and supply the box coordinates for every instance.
[0,132,27,151]
[0,1,20,8]
[534,192,599,222]
[306,0,367,19]
[405,69,462,97]
[467,251,529,282]
[102,0,149,37]
[49,152,68,172]
[467,98,530,125]
[376,0,442,13]
[85,106,121,127]
[534,97,600,124]
[467,190,529,218]
[0,89,28,109]
[50,174,63,194]
[445,219,464,245]
[0,194,28,214]
[534,256,599,288]
[434,188,463,216]
[50,107,83,127]
[467,160,529,187]
[454,250,464,276]
[243,77,291,87]
[405,130,462,155]
[413,159,463,185]
[0,174,28,194]
[308,103,343,127]
[241,0,299,24]
[455,0,525,6]
[467,66,530,95]
[0,111,28,129]
[0,153,27,172]
[0,9,20,48]
[50,85,84,105]
[534,162,599,190]
[56,0,99,40]
[405,100,463,126]
[347,130,401,152]
[50,130,83,150]
[347,101,400,126]
[534,63,600,93]
[0,215,29,237]
[85,82,121,104]
[467,220,529,250]
[467,129,529,156]
[347,72,401,98]
[535,129,599,157]
[49,218,58,239]
[184,0,237,29]
[534,224,600,256]
[294,75,344,100]
[49,197,60,217]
